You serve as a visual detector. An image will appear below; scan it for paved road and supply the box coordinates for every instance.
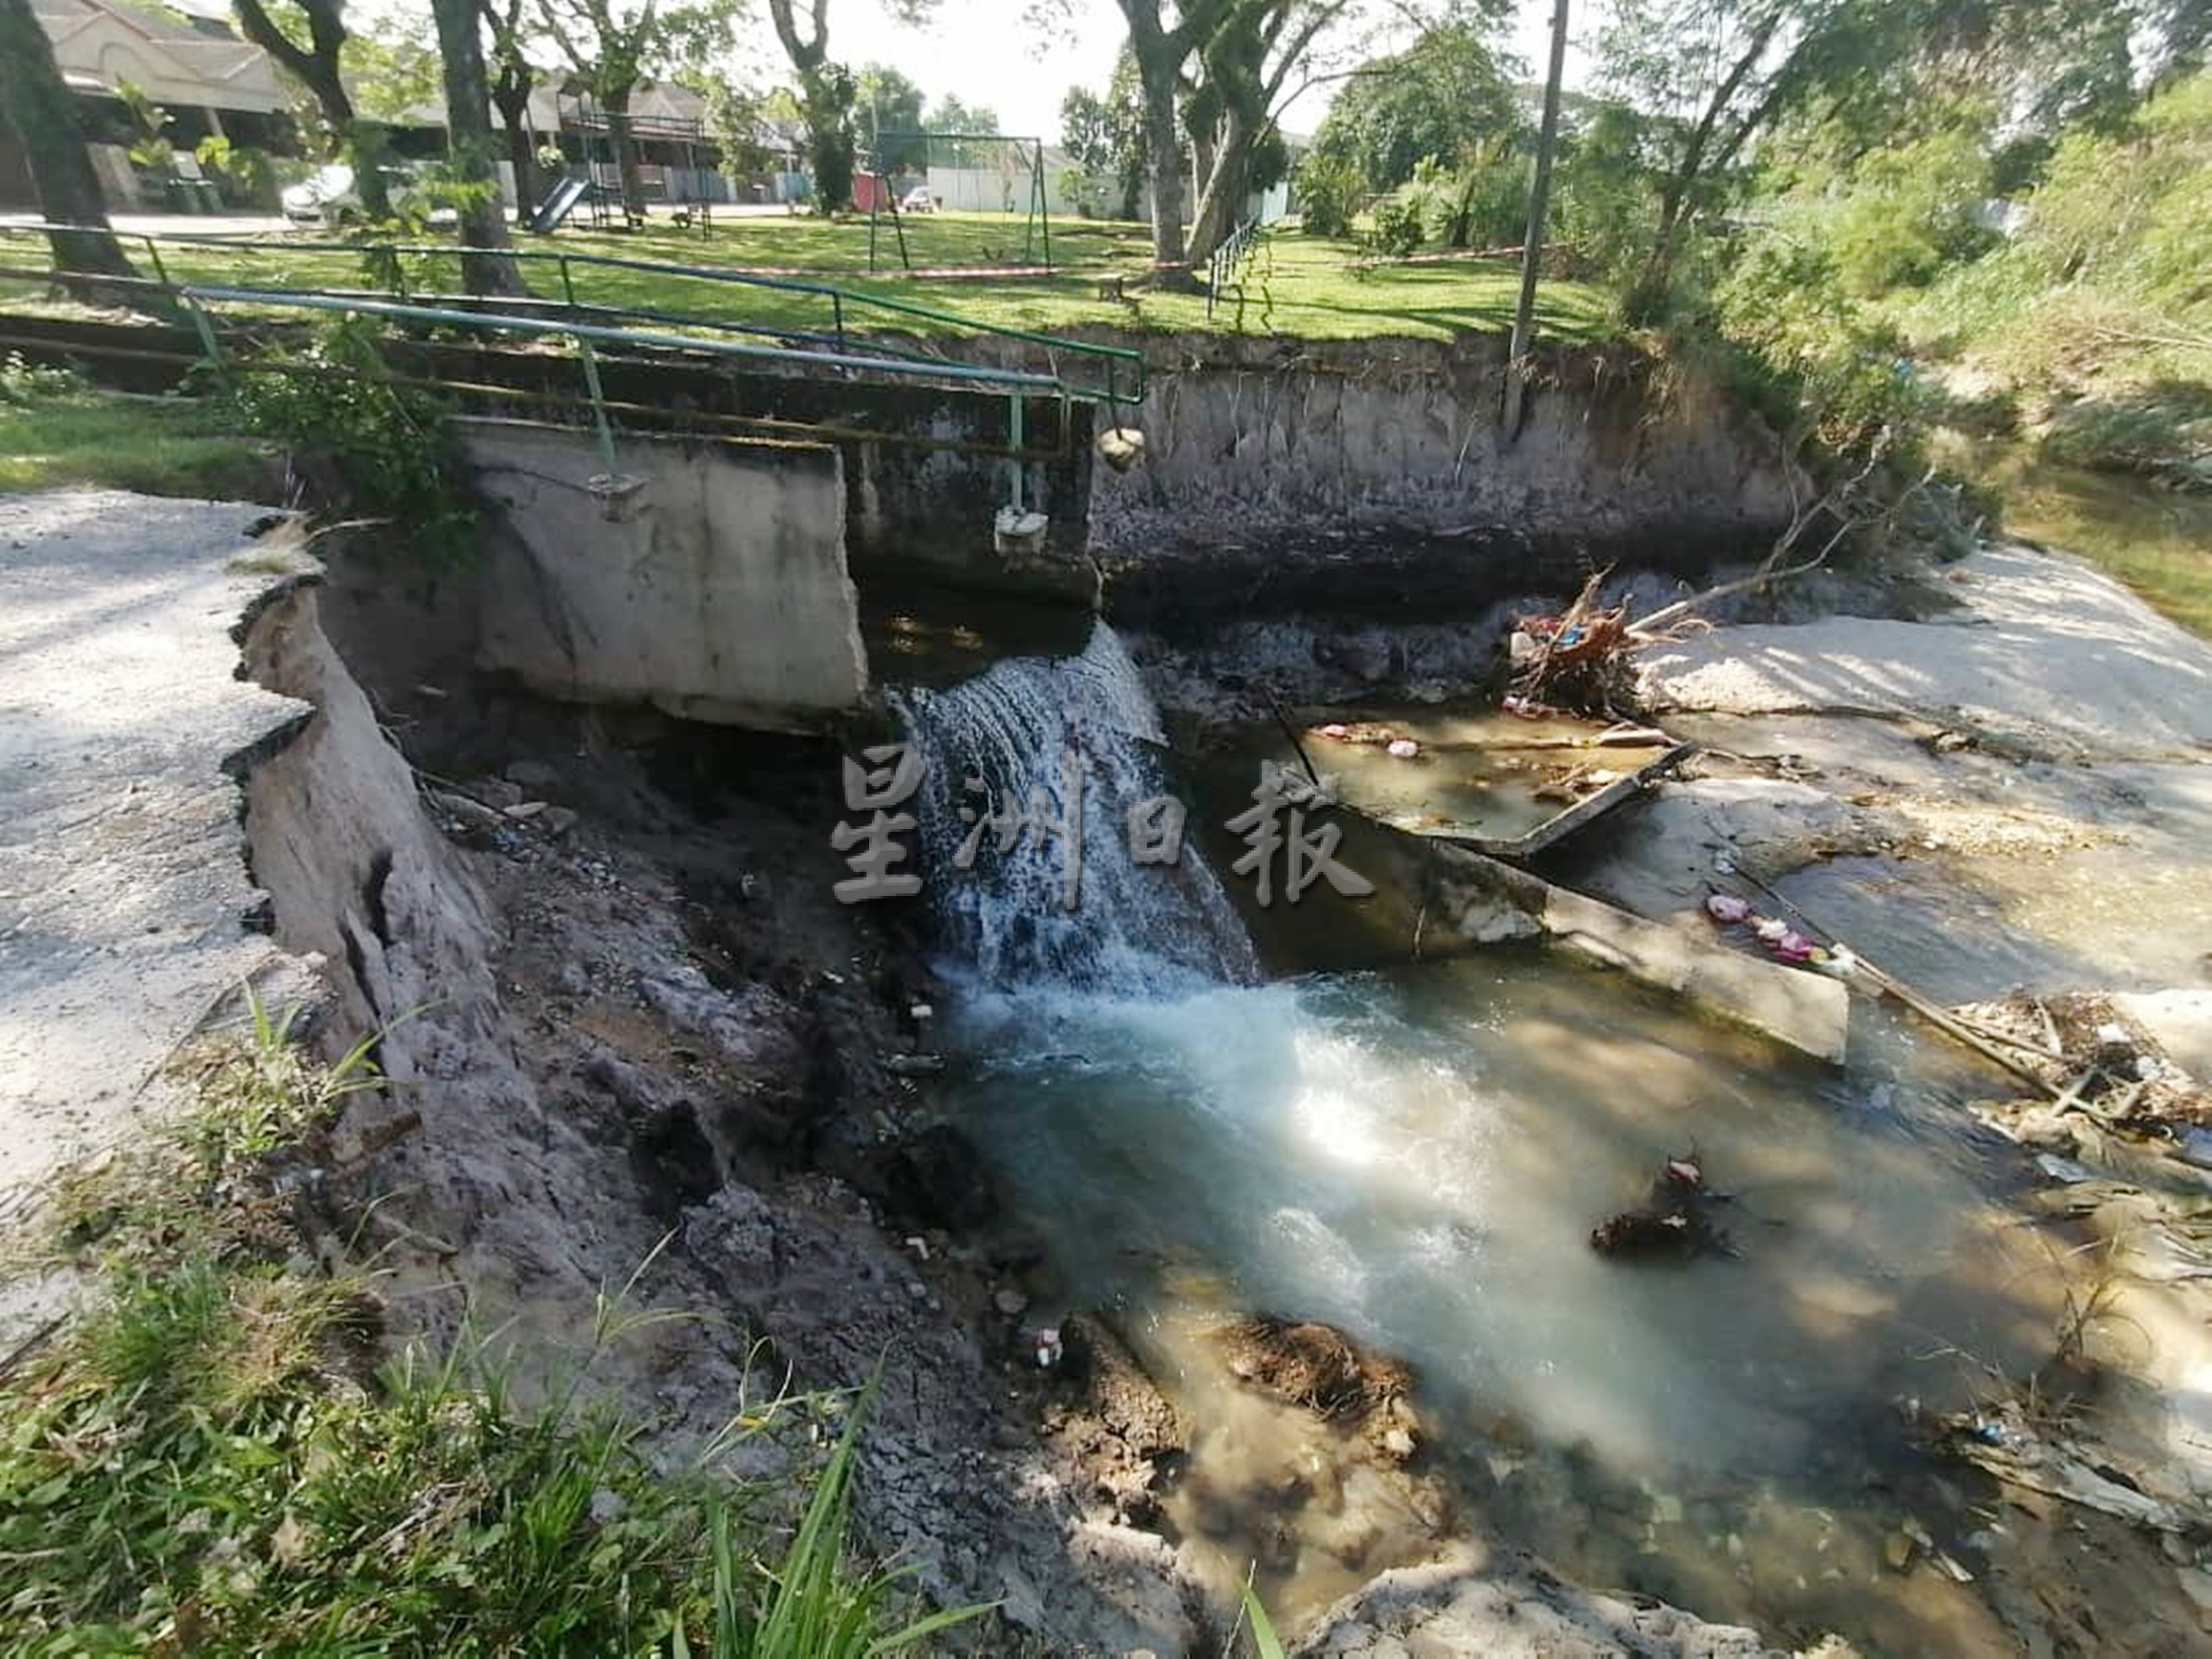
[0,490,299,1215]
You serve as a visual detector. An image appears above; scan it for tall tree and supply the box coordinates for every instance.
[1113,0,1231,274]
[1310,21,1517,194]
[855,63,927,172]
[1181,0,1368,259]
[1600,0,1889,315]
[536,0,735,217]
[766,0,882,210]
[0,0,139,286]
[482,0,543,220]
[428,0,526,291]
[927,95,1004,135]
[1502,0,1570,436]
[232,0,394,218]
[1061,59,1148,218]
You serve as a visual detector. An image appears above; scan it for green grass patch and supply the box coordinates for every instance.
[0,994,987,1655]
[0,359,264,498]
[1,216,1611,349]
[1945,433,2212,639]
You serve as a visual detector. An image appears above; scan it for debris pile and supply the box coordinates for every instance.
[1702,891,1857,973]
[1212,1316,1428,1467]
[1215,1316,1413,1422]
[1508,573,1633,714]
[1951,989,2212,1138]
[1588,1154,1740,1261]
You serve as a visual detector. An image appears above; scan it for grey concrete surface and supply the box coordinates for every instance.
[1640,543,2212,762]
[0,490,298,1214]
[466,420,870,729]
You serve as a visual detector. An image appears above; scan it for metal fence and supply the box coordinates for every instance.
[1204,218,1263,319]
[0,223,1145,406]
[0,223,1145,472]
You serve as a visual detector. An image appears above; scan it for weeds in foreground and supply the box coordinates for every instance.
[0,987,991,1655]
[1233,1582,1288,1659]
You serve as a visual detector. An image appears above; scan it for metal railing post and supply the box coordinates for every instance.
[573,334,621,477]
[183,298,230,394]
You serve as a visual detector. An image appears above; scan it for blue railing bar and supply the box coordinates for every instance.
[313,284,861,358]
[177,285,1073,393]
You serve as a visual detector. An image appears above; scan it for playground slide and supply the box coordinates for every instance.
[529,175,589,234]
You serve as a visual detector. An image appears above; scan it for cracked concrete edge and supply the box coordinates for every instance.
[0,492,335,1347]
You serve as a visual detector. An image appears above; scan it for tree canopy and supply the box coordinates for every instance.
[1308,21,1518,195]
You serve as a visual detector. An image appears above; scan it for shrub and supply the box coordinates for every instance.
[1297,153,1360,239]
[0,994,991,1656]
[219,318,476,561]
[1364,191,1426,257]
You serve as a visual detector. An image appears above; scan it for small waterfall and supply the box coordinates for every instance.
[892,622,1258,996]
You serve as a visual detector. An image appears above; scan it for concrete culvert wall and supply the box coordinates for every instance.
[464,421,870,730]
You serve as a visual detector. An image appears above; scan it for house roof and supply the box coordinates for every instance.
[32,0,288,115]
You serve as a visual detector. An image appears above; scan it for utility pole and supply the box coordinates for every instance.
[1503,0,1572,440]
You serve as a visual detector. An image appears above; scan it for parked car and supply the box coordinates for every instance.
[281,162,458,229]
[900,184,937,214]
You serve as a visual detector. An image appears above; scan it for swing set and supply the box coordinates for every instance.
[860,131,1053,275]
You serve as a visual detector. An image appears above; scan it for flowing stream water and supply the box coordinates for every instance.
[893,624,2076,1654]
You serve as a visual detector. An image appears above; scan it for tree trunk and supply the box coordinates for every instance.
[0,0,138,288]
[428,0,524,291]
[1630,17,1777,315]
[1186,108,1249,263]
[232,0,394,221]
[1503,0,1572,438]
[1135,43,1188,273]
[497,91,539,222]
[601,86,646,217]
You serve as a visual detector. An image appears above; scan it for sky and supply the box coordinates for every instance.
[736,0,1599,146]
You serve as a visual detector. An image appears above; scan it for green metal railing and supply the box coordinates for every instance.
[171,284,1081,481]
[0,223,1147,404]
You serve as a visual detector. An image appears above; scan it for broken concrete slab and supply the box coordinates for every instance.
[1416,840,1850,1064]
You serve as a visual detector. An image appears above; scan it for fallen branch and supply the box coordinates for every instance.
[1627,446,1937,644]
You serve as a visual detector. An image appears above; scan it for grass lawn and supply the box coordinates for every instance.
[0,384,265,497]
[0,213,1612,352]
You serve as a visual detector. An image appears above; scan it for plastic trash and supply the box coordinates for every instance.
[1705,893,1751,924]
[1387,738,1420,758]
[1773,931,1816,963]
[1319,723,1350,740]
[1752,916,1790,943]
